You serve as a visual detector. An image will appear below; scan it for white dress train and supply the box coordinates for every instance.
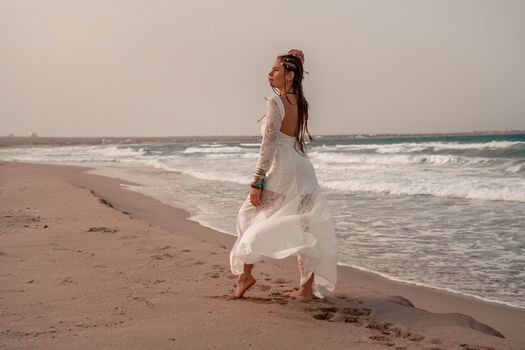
[229,95,338,298]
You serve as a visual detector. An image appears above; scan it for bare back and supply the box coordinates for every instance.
[279,95,299,137]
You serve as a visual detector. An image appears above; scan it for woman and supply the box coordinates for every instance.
[229,49,337,300]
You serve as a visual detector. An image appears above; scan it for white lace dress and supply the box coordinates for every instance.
[229,95,338,298]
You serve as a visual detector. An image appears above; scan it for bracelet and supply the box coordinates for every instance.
[251,180,265,189]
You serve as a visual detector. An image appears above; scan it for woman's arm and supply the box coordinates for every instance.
[250,97,283,206]
[253,96,283,184]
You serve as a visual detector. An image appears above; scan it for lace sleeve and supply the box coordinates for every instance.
[253,96,283,183]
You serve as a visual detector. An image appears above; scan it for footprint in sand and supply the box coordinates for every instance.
[129,295,154,308]
[151,252,174,260]
[306,305,426,343]
[253,285,271,292]
[460,344,495,350]
[219,293,289,305]
[204,272,220,279]
[93,264,108,269]
[306,305,427,346]
[151,245,172,252]
[368,334,396,347]
[49,242,67,251]
[333,294,367,306]
[150,279,166,284]
[381,323,425,343]
[212,264,227,271]
[87,226,118,233]
[306,305,371,323]
[58,277,78,285]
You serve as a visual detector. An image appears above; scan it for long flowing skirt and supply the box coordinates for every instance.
[229,135,338,298]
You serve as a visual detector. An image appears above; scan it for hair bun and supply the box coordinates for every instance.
[288,49,305,64]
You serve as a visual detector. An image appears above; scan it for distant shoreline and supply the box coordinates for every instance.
[1,130,524,148]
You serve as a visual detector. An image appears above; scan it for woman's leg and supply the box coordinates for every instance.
[232,263,256,299]
[282,273,314,298]
[282,255,314,298]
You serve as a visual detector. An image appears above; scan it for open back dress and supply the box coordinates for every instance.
[229,95,338,298]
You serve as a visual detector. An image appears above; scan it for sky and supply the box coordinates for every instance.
[1,0,524,137]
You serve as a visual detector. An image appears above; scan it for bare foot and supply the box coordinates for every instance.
[232,273,256,299]
[281,286,313,300]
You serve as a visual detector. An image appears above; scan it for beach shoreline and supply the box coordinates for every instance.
[2,131,524,149]
[1,160,523,349]
[81,160,525,312]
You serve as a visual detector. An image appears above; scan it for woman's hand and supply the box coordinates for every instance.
[250,187,263,206]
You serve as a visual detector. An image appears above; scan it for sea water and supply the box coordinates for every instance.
[1,133,524,308]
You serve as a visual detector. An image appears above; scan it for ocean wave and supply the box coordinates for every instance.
[204,153,258,159]
[0,145,147,163]
[505,162,525,173]
[312,141,525,154]
[97,145,146,157]
[181,146,246,154]
[198,143,227,147]
[322,178,525,202]
[310,152,495,166]
[175,168,250,184]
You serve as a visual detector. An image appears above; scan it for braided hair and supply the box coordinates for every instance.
[271,52,314,156]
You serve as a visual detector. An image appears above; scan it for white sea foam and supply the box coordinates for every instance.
[198,143,227,148]
[312,140,524,153]
[310,152,494,166]
[175,168,250,184]
[181,146,246,154]
[506,162,525,173]
[337,262,525,310]
[203,153,258,159]
[322,177,525,202]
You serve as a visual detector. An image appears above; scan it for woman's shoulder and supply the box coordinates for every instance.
[266,94,281,103]
[266,95,285,115]
[267,95,284,108]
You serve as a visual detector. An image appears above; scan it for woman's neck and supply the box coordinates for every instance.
[279,87,296,96]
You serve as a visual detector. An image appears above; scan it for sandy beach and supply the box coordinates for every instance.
[1,160,524,350]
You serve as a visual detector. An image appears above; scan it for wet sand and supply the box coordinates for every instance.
[1,160,523,349]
